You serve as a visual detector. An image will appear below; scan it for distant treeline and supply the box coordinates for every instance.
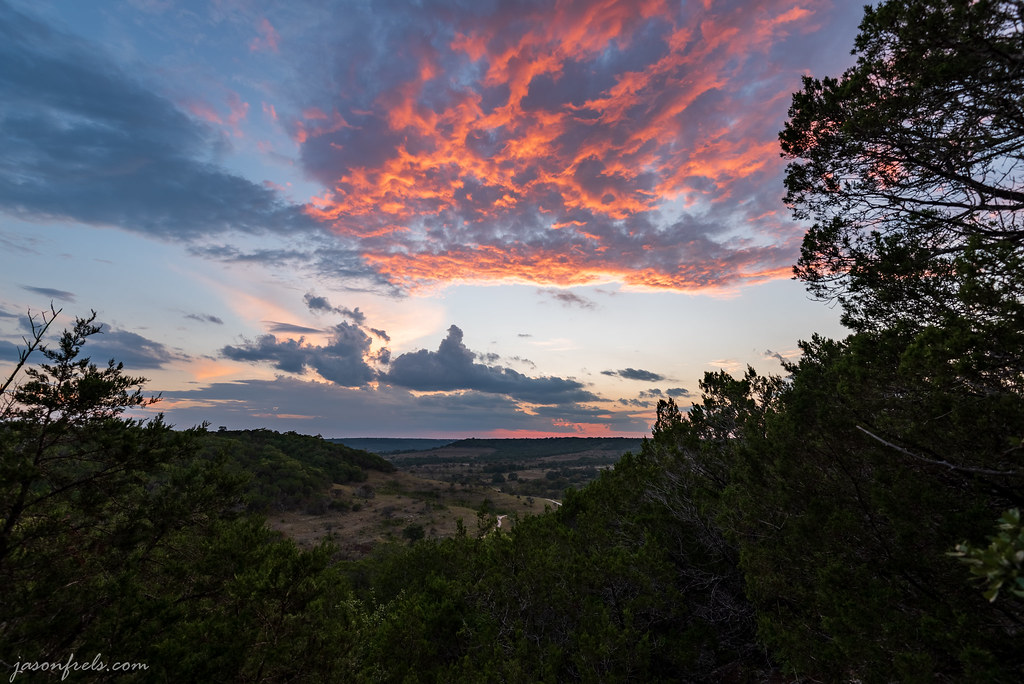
[328,437,457,454]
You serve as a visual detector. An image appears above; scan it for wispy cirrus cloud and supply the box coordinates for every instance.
[21,285,76,302]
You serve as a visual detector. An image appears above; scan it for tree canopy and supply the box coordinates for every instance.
[781,0,1024,332]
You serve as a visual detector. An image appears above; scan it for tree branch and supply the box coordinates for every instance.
[856,425,1019,476]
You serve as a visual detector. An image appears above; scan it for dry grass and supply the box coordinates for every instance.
[268,467,556,558]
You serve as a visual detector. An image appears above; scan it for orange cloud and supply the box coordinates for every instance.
[184,92,249,137]
[297,0,828,293]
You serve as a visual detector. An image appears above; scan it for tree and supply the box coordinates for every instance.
[952,508,1024,603]
[781,0,1024,332]
[0,309,371,680]
[0,311,240,662]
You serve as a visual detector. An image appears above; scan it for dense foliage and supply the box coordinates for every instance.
[2,1,1022,681]
[202,428,394,513]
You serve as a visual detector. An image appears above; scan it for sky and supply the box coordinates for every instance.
[0,0,862,438]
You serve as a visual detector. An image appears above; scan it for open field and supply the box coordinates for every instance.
[268,467,558,558]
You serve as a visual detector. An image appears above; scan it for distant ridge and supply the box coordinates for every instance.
[328,437,458,454]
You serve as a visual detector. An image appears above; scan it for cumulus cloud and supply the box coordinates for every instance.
[221,321,375,387]
[383,324,597,404]
[666,387,691,398]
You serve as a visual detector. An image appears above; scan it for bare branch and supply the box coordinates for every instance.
[856,425,1019,476]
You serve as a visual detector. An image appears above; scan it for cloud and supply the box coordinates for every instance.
[1,0,863,295]
[0,5,321,240]
[186,313,224,325]
[21,286,76,302]
[303,292,367,324]
[383,324,597,404]
[290,0,857,292]
[221,322,375,387]
[85,328,181,370]
[155,376,649,437]
[0,339,21,363]
[250,17,280,53]
[265,321,323,335]
[666,387,691,397]
[618,398,650,408]
[539,289,595,309]
[601,367,666,382]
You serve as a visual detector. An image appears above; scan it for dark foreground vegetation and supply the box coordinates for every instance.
[2,0,1024,680]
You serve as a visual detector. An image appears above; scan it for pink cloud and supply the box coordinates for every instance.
[250,17,280,53]
[294,0,843,292]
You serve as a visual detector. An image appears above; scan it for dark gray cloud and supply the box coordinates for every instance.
[21,285,76,302]
[538,289,596,309]
[186,313,224,325]
[221,322,375,387]
[84,328,181,370]
[303,292,366,324]
[0,5,317,240]
[0,339,21,363]
[764,349,787,364]
[618,398,649,408]
[666,387,691,398]
[383,324,597,404]
[601,368,666,382]
[156,375,650,437]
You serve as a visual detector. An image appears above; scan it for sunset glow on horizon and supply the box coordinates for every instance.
[0,0,861,437]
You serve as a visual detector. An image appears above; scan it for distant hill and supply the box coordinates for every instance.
[328,437,459,454]
[201,429,395,513]
[389,437,644,464]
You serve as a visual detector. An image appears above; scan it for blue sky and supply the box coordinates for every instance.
[0,0,861,437]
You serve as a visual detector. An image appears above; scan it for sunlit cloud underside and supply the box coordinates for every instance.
[295,0,826,292]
